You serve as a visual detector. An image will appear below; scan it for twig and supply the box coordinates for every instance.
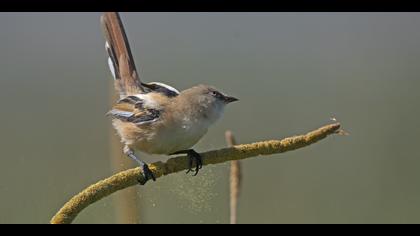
[50,123,341,224]
[225,131,241,224]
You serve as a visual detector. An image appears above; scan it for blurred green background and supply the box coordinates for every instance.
[1,13,420,224]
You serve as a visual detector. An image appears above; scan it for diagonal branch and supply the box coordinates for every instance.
[50,123,342,224]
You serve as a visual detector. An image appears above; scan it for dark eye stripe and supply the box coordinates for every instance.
[211,90,223,98]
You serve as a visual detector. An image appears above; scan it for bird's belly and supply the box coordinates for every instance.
[132,123,208,155]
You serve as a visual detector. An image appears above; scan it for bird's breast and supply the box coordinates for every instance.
[127,116,210,155]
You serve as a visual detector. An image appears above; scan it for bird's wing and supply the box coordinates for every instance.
[107,95,161,125]
[101,12,145,98]
[141,82,180,97]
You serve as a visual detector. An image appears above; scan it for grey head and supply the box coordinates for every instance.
[183,84,238,105]
[177,84,238,125]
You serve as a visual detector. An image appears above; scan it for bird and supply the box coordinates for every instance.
[100,12,238,184]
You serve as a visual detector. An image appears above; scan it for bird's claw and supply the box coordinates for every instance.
[185,151,203,176]
[138,164,156,185]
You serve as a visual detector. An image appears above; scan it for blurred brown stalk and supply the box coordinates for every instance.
[225,130,242,224]
[109,83,142,224]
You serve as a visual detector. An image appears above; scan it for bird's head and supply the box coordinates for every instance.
[180,85,238,124]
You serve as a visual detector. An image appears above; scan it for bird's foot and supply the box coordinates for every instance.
[170,149,203,176]
[124,146,156,185]
[138,164,156,185]
[186,150,203,176]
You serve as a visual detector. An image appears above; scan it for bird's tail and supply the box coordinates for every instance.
[101,12,145,98]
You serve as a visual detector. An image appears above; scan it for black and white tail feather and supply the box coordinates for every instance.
[101,12,180,99]
[101,12,180,124]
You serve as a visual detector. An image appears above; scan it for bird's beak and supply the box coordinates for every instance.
[223,95,239,104]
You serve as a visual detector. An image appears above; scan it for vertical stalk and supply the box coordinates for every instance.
[109,82,142,224]
[225,130,242,224]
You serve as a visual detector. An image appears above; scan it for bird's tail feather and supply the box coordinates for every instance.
[101,12,144,98]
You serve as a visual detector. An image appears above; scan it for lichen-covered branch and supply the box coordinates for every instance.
[50,123,341,224]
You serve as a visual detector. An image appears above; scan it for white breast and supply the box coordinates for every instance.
[159,117,210,154]
[155,102,225,154]
[131,96,226,155]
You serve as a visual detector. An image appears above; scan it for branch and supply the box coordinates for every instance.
[50,123,342,224]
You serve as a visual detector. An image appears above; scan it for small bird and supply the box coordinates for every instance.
[101,12,238,184]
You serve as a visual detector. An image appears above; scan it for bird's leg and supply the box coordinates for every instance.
[170,149,203,176]
[123,146,156,185]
